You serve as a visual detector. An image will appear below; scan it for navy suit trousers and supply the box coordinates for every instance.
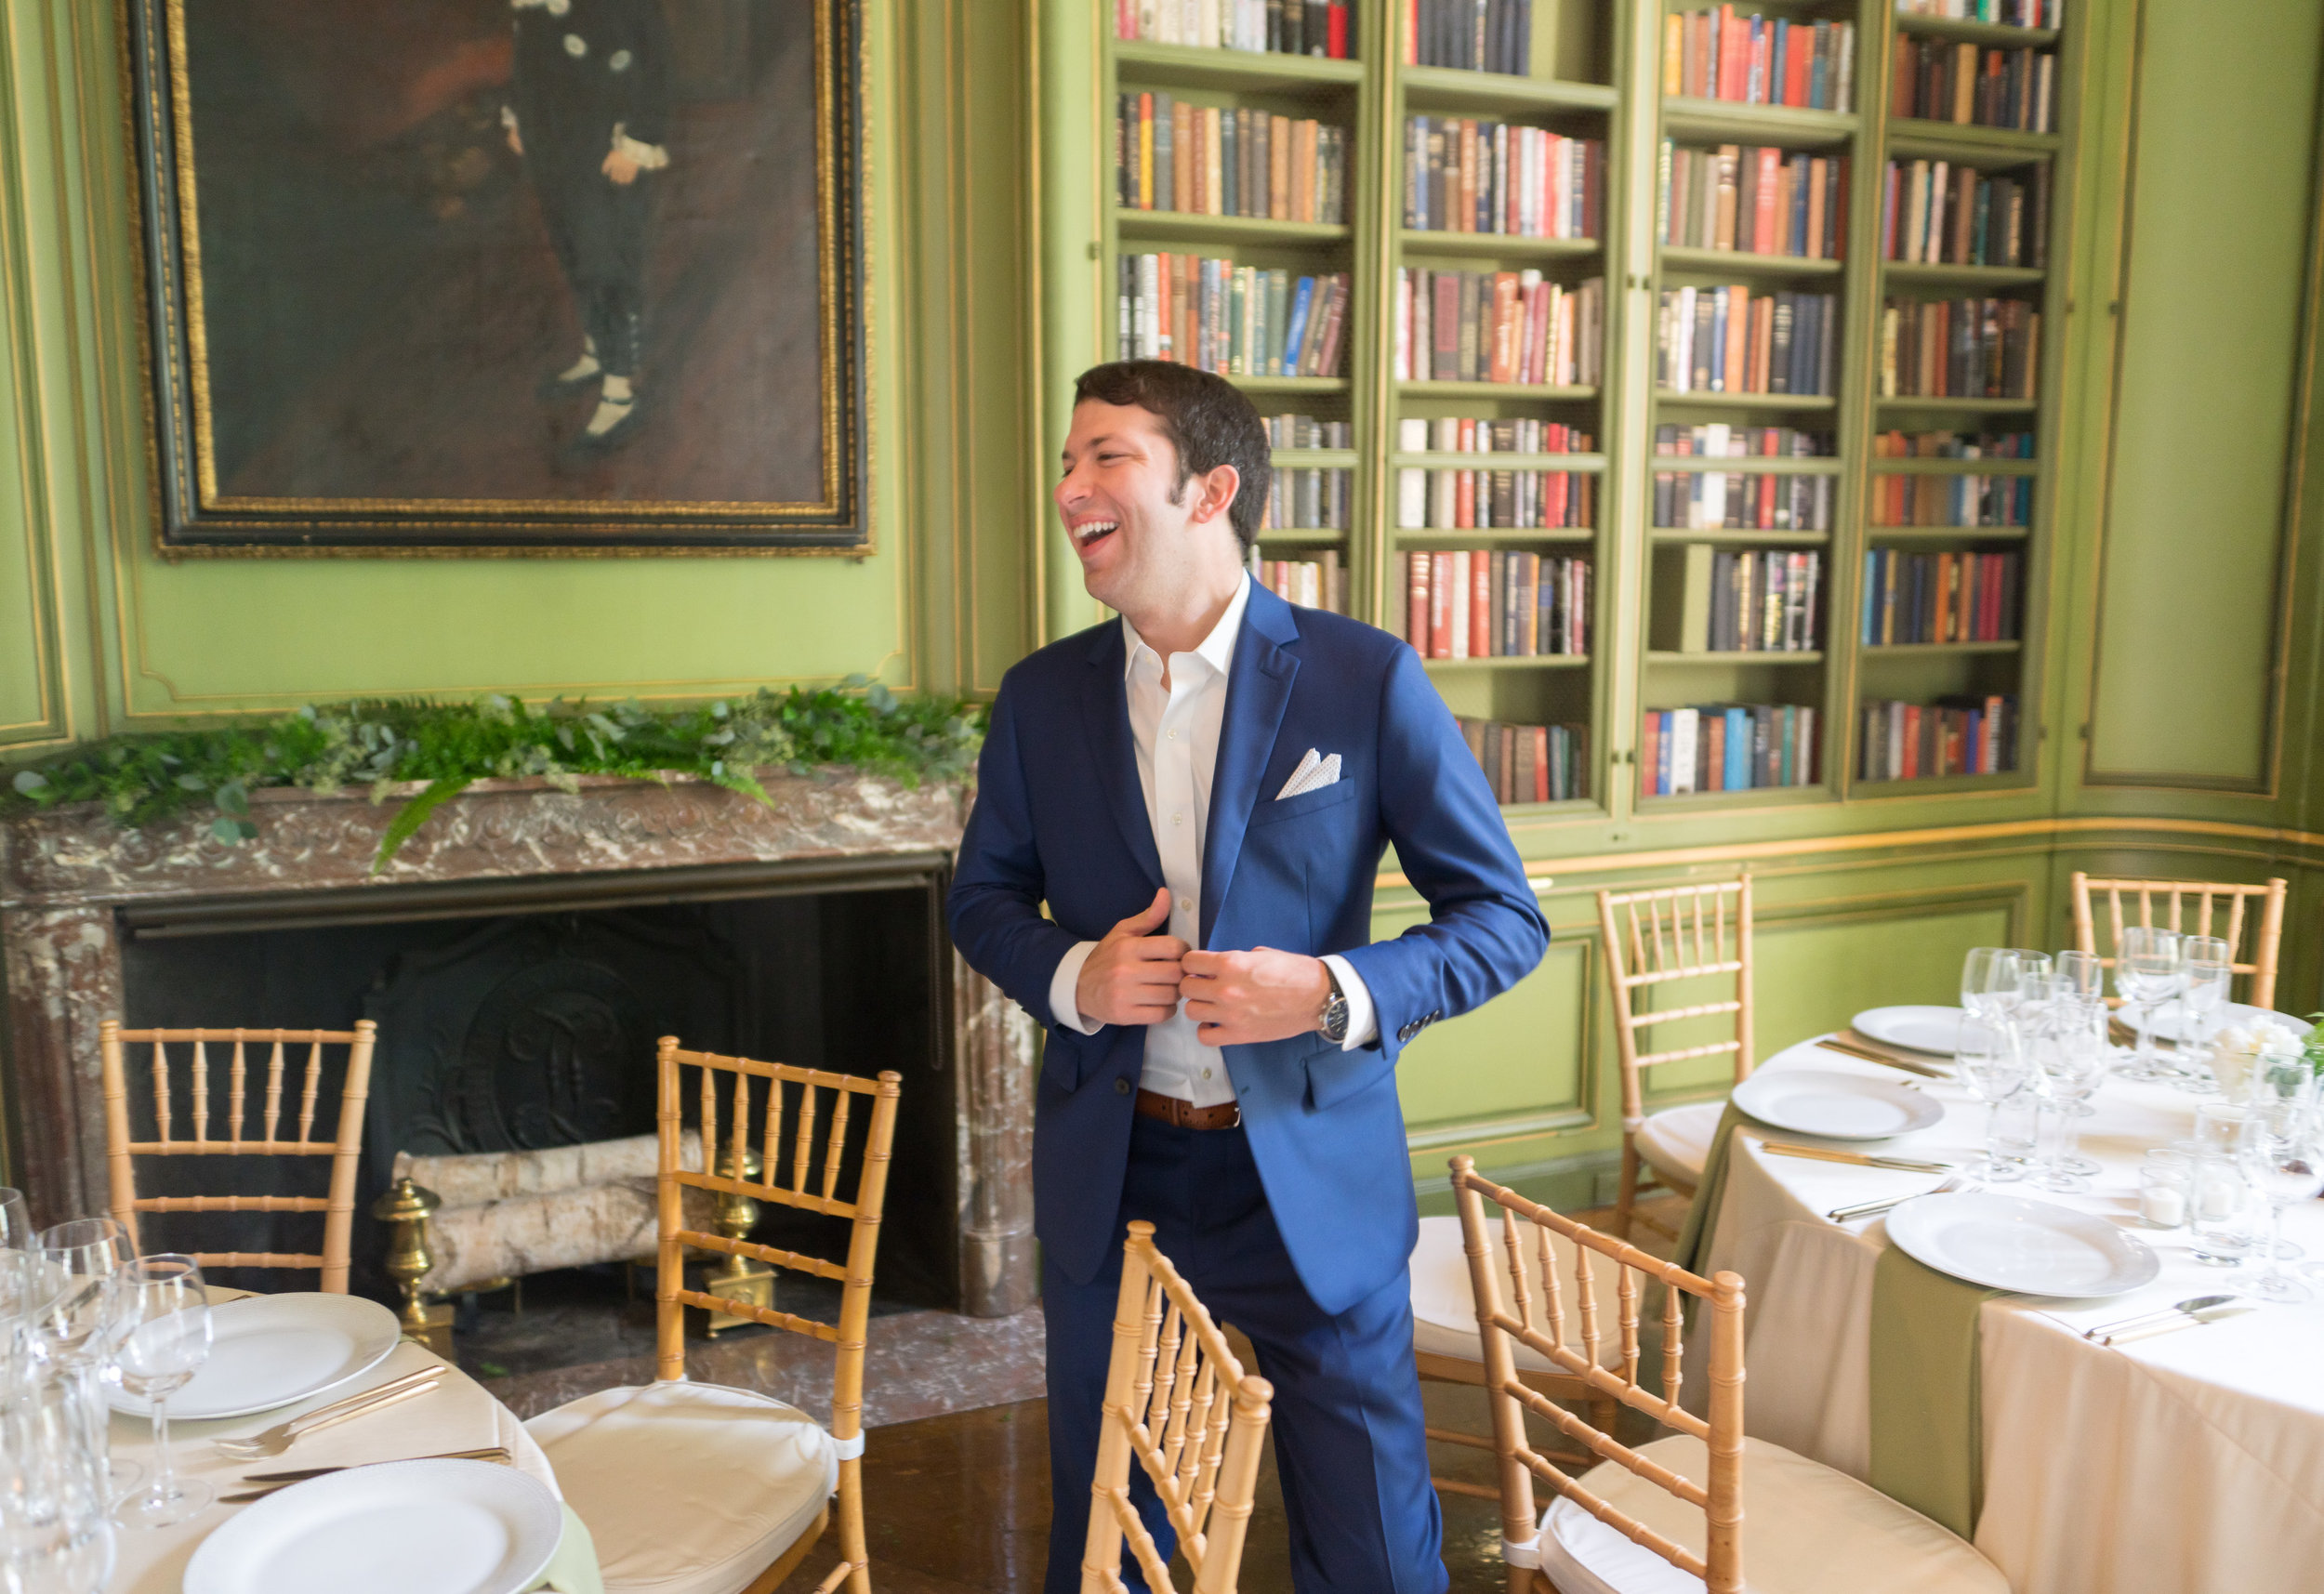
[1043,1114,1447,1594]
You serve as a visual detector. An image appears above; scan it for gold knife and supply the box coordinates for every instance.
[1816,1037,1951,1079]
[1760,1141,1954,1174]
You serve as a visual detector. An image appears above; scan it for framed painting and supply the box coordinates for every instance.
[122,0,869,554]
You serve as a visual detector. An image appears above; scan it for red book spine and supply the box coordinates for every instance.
[1470,551,1492,659]
[1533,727,1550,803]
[1327,4,1348,59]
[1429,553,1454,659]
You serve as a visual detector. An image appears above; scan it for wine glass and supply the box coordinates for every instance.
[0,1188,30,1253]
[1956,1017,2029,1181]
[2053,951,2106,1002]
[2025,986,2109,1190]
[0,1363,118,1594]
[2174,936,2234,1093]
[2236,1059,2323,1303]
[104,1255,214,1528]
[32,1219,139,1503]
[2113,928,2183,1081]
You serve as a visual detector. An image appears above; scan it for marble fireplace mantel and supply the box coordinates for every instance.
[0,771,1038,1315]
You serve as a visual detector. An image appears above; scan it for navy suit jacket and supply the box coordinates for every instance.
[946,581,1549,1316]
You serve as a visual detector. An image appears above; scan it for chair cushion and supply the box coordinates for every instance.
[1536,1433,2010,1594]
[1633,1100,1726,1189]
[524,1381,838,1594]
[1408,1215,1629,1375]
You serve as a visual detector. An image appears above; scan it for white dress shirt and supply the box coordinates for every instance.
[1047,575,1378,1104]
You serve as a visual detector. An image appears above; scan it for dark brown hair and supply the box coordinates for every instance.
[1073,361,1272,553]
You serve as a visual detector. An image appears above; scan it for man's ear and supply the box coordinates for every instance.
[1186,464,1240,526]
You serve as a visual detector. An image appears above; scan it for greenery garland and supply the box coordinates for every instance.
[3,681,984,872]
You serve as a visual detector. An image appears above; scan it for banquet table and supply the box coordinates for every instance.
[1687,1034,2324,1594]
[104,1294,596,1593]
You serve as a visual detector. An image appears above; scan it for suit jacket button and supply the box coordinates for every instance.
[1114,1077,1131,1095]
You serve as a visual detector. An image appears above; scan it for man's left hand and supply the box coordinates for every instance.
[1180,948,1331,1047]
[602,150,642,185]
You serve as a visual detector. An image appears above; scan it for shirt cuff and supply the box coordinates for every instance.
[1049,941,1103,1035]
[611,124,670,170]
[1321,955,1379,1049]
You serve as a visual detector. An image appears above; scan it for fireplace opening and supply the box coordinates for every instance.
[112,860,961,1312]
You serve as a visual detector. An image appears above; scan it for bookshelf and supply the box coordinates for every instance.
[1090,0,2076,815]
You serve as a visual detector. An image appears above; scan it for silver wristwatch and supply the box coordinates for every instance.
[1317,965,1350,1045]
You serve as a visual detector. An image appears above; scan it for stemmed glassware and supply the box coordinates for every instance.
[2025,981,2110,1190]
[2174,936,2234,1093]
[103,1254,214,1528]
[2236,1058,2323,1303]
[2113,928,2184,1081]
[0,1358,118,1594]
[1961,948,2023,1021]
[0,1188,30,1253]
[29,1219,139,1506]
[1956,1016,2030,1181]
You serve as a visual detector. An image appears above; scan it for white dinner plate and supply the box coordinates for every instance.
[2146,1001,2314,1046]
[111,1292,400,1420]
[185,1458,562,1594]
[1885,1190,2161,1298]
[1853,1005,1972,1056]
[1731,1068,1946,1140]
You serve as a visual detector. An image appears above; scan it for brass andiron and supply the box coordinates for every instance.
[371,1176,456,1356]
[705,1143,774,1336]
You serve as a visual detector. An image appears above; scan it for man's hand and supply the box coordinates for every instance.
[1180,948,1331,1047]
[602,149,642,185]
[1076,888,1188,1029]
[506,125,523,157]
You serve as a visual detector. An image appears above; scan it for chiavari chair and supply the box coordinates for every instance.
[99,1021,377,1290]
[1081,1221,1273,1594]
[1596,877,1753,1240]
[525,1038,902,1594]
[2069,872,2288,1009]
[1448,1157,2008,1594]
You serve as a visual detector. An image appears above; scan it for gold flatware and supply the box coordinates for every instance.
[2082,1294,2238,1342]
[1760,1142,1954,1174]
[212,1368,447,1461]
[2096,1304,2254,1347]
[1816,1037,1952,1079]
[222,1446,513,1502]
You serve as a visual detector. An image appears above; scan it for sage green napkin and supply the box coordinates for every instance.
[1670,1100,1750,1277]
[1868,1246,2000,1539]
[527,1505,605,1594]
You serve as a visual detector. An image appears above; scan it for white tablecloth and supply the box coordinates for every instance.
[1691,1035,2324,1594]
[106,1304,558,1594]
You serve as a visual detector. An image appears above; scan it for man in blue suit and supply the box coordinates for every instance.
[948,362,1548,1592]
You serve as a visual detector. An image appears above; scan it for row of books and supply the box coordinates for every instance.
[1263,413,1351,450]
[1116,1,1353,58]
[1654,469,1834,533]
[1405,550,1591,660]
[1895,1,2060,28]
[1394,417,1596,531]
[1877,296,2040,401]
[1251,554,1350,614]
[1859,695,2017,782]
[1393,269,1605,387]
[1868,472,2030,529]
[1654,547,1822,653]
[1405,0,1535,75]
[1891,39,2057,134]
[1662,8,1857,112]
[1861,549,2022,645]
[1655,287,1840,397]
[1115,97,1349,225]
[1643,704,1819,795]
[1261,468,1353,531]
[1882,160,2051,270]
[1404,119,1602,240]
[1656,423,1835,459]
[1657,143,1848,261]
[1462,719,1591,806]
[1871,428,2034,460]
[1116,256,1352,377]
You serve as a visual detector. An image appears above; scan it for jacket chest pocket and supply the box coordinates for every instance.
[1246,778,1360,829]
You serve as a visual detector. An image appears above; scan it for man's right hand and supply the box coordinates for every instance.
[1076,887,1187,1028]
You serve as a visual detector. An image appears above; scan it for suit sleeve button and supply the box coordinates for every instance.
[1114,1077,1132,1095]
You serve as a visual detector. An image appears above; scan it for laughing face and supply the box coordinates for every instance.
[1056,400,1237,620]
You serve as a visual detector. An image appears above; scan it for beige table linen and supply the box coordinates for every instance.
[1687,1034,2324,1594]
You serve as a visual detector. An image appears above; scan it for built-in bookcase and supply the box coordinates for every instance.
[1091,0,2075,818]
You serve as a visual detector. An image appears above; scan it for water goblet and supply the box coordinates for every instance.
[103,1254,214,1528]
[0,1188,31,1253]
[2173,936,2234,1093]
[1955,1017,2029,1181]
[31,1219,139,1504]
[1961,948,2021,1022]
[0,1363,118,1594]
[2027,992,2108,1189]
[2236,1060,2324,1302]
[2053,950,2106,1002]
[2113,928,2183,1081]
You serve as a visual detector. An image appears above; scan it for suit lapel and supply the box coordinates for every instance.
[1082,623,1165,891]
[1200,585,1301,950]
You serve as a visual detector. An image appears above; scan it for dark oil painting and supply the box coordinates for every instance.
[125,0,868,552]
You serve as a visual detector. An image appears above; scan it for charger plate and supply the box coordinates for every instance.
[111,1292,400,1420]
[184,1458,561,1594]
[1853,1005,1972,1055]
[1732,1068,1945,1140]
[1886,1191,2160,1298]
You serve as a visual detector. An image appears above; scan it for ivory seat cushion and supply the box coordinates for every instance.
[1633,1100,1727,1189]
[1534,1433,2009,1594]
[524,1380,838,1594]
[1409,1215,1629,1374]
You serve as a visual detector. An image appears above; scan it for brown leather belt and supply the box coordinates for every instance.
[1134,1088,1242,1131]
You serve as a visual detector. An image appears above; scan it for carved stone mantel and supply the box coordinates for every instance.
[0,771,1038,1315]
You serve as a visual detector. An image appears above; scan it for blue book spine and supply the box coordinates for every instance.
[1280,278,1316,378]
[1862,549,1880,642]
[1725,707,1750,791]
[1710,289,1729,390]
[1656,712,1673,796]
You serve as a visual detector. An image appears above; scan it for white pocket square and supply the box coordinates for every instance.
[1275,750,1340,800]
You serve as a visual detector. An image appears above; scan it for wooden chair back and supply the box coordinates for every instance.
[654,1037,901,1594]
[98,1021,376,1290]
[1081,1222,1274,1594]
[1596,877,1755,1135]
[1449,1156,1748,1594]
[2068,872,2287,1009]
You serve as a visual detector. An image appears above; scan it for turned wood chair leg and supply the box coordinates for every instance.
[1616,1139,1643,1241]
